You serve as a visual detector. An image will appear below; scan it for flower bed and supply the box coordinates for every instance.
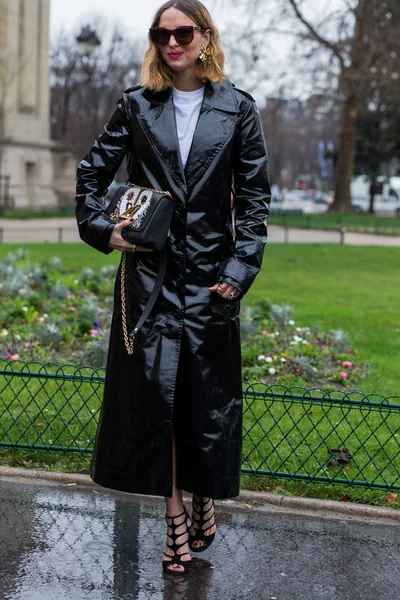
[240,301,369,389]
[0,250,113,368]
[0,250,369,388]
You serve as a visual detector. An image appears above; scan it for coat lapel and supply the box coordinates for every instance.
[183,79,239,190]
[137,89,187,193]
[137,78,239,195]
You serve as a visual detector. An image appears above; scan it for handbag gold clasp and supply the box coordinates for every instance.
[120,204,141,219]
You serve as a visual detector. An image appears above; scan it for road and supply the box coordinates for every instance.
[0,477,399,600]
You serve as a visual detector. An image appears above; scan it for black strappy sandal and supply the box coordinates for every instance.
[189,496,216,553]
[162,508,192,576]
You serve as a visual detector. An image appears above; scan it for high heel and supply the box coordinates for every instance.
[162,509,192,575]
[189,496,216,553]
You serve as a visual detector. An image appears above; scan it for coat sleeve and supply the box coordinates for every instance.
[217,99,271,294]
[75,95,132,254]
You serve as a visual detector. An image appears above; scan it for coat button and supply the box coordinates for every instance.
[172,310,182,319]
[174,239,184,250]
[171,275,184,289]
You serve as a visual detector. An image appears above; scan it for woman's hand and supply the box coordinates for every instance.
[209,281,241,300]
[108,219,154,253]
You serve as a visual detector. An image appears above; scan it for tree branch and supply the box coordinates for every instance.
[288,0,345,70]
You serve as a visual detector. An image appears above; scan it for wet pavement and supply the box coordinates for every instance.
[0,478,399,600]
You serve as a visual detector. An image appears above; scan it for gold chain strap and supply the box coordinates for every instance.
[118,184,171,355]
[129,184,172,197]
[121,252,135,354]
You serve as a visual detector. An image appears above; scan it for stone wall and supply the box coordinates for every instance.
[0,0,75,209]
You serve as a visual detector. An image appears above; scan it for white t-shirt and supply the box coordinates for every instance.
[172,85,205,168]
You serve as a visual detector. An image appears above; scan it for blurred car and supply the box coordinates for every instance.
[269,188,331,214]
[351,176,400,216]
[352,196,400,215]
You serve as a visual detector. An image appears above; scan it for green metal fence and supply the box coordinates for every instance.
[1,359,399,490]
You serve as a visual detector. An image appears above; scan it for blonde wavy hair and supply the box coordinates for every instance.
[140,0,228,91]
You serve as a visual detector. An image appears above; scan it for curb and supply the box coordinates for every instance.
[233,489,400,522]
[0,466,95,486]
[0,465,399,522]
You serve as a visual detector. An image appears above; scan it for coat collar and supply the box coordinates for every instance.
[137,78,239,194]
[141,77,239,113]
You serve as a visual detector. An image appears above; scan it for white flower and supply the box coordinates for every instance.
[73,279,79,284]
[22,306,28,312]
[268,368,276,375]
[280,357,287,363]
[265,356,273,363]
[296,327,302,332]
[293,335,303,343]
[257,354,266,361]
[275,331,280,336]
[43,313,48,319]
[15,334,21,341]
[0,329,8,336]
[302,340,308,344]
[288,319,295,325]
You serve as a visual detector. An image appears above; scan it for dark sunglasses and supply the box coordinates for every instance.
[149,26,203,47]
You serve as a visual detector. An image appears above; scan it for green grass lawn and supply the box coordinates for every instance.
[1,243,399,506]
[251,243,400,398]
[0,207,76,219]
[1,242,398,396]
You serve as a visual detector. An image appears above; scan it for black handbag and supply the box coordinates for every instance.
[106,184,176,354]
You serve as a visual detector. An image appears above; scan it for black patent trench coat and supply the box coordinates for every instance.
[76,77,271,499]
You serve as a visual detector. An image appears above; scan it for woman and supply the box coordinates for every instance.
[76,0,270,576]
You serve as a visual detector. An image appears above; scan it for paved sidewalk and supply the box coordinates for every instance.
[0,219,399,245]
[0,218,81,243]
[270,225,400,246]
[0,477,399,600]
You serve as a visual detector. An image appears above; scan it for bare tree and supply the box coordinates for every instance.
[51,21,144,160]
[214,0,400,212]
[260,93,339,189]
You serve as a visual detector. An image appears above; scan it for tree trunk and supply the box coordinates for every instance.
[330,93,360,212]
[368,178,376,214]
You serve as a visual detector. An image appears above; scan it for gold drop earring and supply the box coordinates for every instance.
[199,44,212,64]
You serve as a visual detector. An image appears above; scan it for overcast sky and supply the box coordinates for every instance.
[50,0,222,38]
[49,0,276,102]
[49,0,340,104]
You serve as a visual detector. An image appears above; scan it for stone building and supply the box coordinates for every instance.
[0,0,75,209]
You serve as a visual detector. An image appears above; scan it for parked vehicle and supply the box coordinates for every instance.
[351,176,400,216]
[269,188,331,214]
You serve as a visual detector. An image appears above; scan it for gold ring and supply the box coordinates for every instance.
[131,244,137,252]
